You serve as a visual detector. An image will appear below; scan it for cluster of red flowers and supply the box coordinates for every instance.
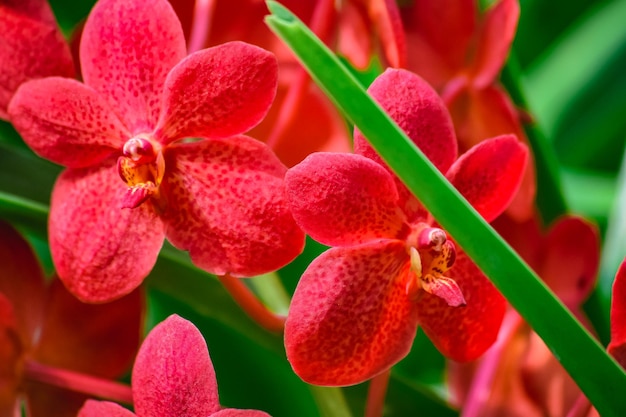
[0,0,624,416]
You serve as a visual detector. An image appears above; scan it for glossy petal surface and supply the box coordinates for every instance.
[8,77,128,168]
[33,280,142,377]
[133,315,220,417]
[446,135,528,223]
[78,400,136,417]
[416,247,506,362]
[609,260,626,367]
[163,137,304,277]
[285,153,407,247]
[80,0,186,132]
[285,241,419,386]
[155,42,277,143]
[0,3,74,119]
[50,162,165,302]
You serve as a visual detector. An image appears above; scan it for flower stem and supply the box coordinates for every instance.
[23,360,133,405]
[365,370,391,417]
[188,0,216,54]
[217,273,286,333]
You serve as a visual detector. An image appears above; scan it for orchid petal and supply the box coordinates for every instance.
[445,84,525,152]
[354,68,457,174]
[285,241,419,386]
[470,0,520,88]
[212,410,271,417]
[163,137,304,277]
[0,294,21,414]
[370,0,407,69]
[49,162,165,303]
[78,400,136,417]
[80,0,186,132]
[445,135,528,223]
[8,77,128,168]
[33,279,143,378]
[520,331,584,417]
[0,4,74,119]
[539,217,600,308]
[416,247,506,362]
[608,259,626,367]
[133,315,220,417]
[0,221,46,347]
[401,0,476,89]
[285,152,407,247]
[155,42,277,144]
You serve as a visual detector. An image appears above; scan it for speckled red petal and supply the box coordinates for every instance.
[401,0,476,88]
[470,0,520,88]
[416,247,506,362]
[285,153,407,247]
[162,137,304,277]
[446,135,528,223]
[8,77,129,168]
[33,279,143,378]
[133,315,220,417]
[285,241,419,386]
[80,0,186,132]
[49,161,165,303]
[608,259,626,367]
[155,42,277,144]
[0,221,46,348]
[539,217,599,308]
[0,3,74,119]
[354,68,457,174]
[78,400,136,417]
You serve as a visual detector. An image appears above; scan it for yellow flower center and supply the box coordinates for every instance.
[117,136,165,209]
[405,224,465,307]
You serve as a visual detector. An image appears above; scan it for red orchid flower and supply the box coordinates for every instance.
[169,0,404,167]
[609,258,626,367]
[0,0,74,119]
[78,314,270,417]
[7,0,305,303]
[0,221,143,417]
[399,0,535,221]
[283,68,528,386]
[449,215,600,417]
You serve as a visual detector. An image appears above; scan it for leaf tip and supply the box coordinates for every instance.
[265,1,295,22]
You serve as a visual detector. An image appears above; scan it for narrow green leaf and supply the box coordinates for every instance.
[265,3,626,416]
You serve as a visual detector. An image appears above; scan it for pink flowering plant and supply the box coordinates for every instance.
[1,0,626,416]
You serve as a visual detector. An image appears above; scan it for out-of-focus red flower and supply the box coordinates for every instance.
[78,314,270,417]
[399,0,535,221]
[283,68,528,386]
[0,221,143,417]
[8,0,305,303]
[449,215,600,417]
[0,0,75,119]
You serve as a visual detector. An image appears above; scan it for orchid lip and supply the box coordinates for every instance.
[406,225,465,306]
